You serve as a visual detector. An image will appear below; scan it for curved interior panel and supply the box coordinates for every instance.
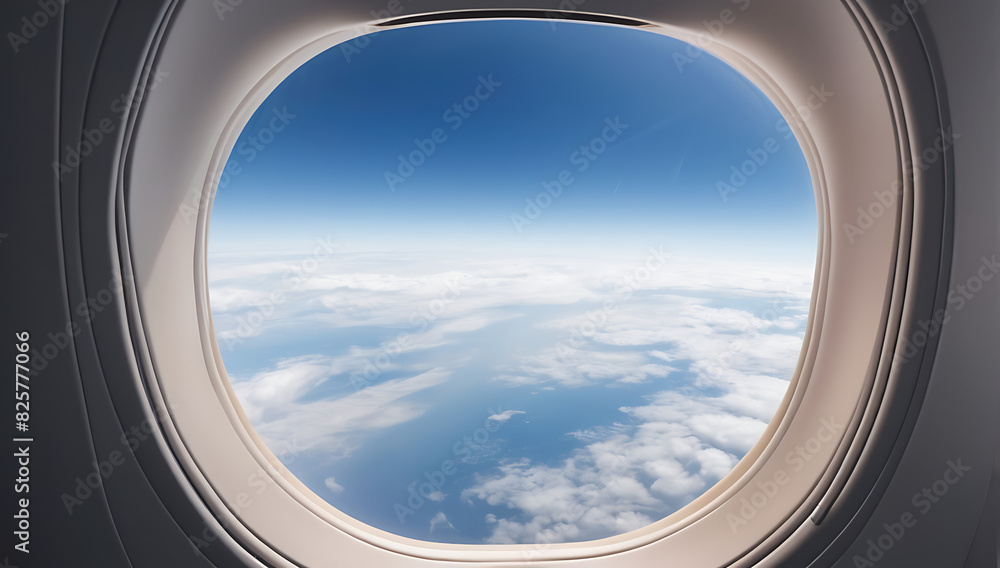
[7,0,999,566]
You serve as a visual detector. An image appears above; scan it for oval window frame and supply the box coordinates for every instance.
[119,2,924,566]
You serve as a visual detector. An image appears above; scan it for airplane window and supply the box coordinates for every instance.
[207,19,816,545]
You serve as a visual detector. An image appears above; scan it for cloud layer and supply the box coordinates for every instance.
[211,248,812,543]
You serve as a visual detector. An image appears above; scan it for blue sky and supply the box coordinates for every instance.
[208,19,817,545]
[210,19,814,260]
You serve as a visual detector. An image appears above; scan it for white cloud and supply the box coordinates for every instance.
[567,422,633,442]
[463,386,766,543]
[231,355,340,423]
[209,287,277,313]
[493,348,676,388]
[487,410,526,424]
[324,477,345,494]
[208,249,809,346]
[462,266,808,544]
[250,367,451,458]
[429,512,454,534]
[211,250,814,543]
[461,452,659,544]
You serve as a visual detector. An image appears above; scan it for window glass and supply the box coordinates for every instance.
[208,19,816,545]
